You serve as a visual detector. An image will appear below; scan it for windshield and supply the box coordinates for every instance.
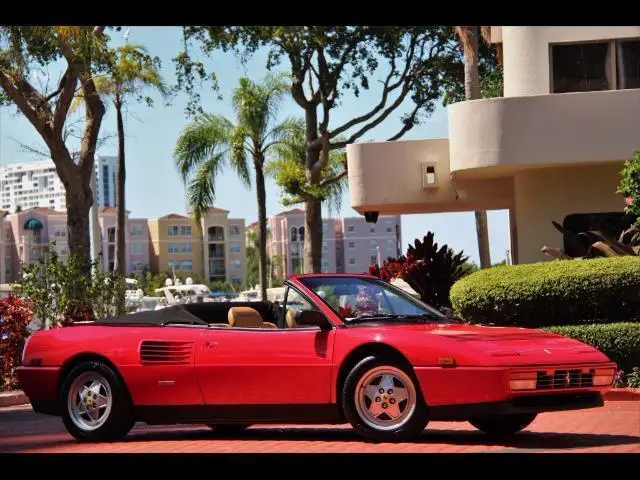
[297,276,446,323]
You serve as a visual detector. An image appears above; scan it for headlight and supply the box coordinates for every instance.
[509,372,537,390]
[592,368,615,386]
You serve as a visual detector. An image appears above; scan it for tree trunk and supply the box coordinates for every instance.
[303,106,323,274]
[461,26,492,269]
[65,174,93,266]
[254,157,268,301]
[114,102,126,314]
[304,198,322,274]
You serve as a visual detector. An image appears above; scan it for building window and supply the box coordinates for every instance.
[348,257,355,265]
[298,226,304,242]
[387,239,395,248]
[181,243,192,254]
[180,225,192,236]
[348,241,355,249]
[369,239,377,249]
[132,262,144,272]
[551,39,640,93]
[180,260,192,271]
[385,222,393,233]
[130,224,143,236]
[208,226,224,242]
[230,241,241,253]
[369,226,376,234]
[229,225,241,236]
[52,226,66,239]
[107,227,115,243]
[370,255,377,265]
[168,243,180,254]
[322,242,328,252]
[290,226,297,242]
[231,259,241,269]
[347,225,354,233]
[130,243,144,255]
[168,225,179,237]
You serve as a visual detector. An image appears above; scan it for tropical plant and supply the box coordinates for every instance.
[266,117,348,222]
[541,221,640,260]
[618,150,640,227]
[0,294,33,391]
[71,43,167,313]
[0,26,112,263]
[18,244,125,329]
[174,27,501,274]
[368,232,470,310]
[174,73,293,301]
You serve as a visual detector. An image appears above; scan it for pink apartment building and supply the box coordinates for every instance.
[1,206,151,283]
[97,207,151,275]
[266,208,402,278]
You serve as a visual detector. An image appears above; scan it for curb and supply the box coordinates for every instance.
[603,388,640,401]
[0,391,29,408]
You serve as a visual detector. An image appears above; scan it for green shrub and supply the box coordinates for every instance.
[449,257,640,327]
[544,323,640,372]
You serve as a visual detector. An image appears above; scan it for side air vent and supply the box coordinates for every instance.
[140,341,193,365]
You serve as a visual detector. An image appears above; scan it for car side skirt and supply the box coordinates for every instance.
[428,391,604,421]
[135,404,344,425]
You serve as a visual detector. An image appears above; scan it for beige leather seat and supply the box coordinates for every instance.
[228,306,264,328]
[285,309,299,328]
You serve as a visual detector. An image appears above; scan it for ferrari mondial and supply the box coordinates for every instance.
[17,274,615,443]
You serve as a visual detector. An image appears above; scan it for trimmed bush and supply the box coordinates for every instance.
[543,323,640,372]
[449,257,640,327]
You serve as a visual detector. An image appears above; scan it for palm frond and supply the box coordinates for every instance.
[173,113,233,184]
[229,124,251,188]
[185,154,224,226]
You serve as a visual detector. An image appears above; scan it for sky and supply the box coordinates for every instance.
[0,26,510,265]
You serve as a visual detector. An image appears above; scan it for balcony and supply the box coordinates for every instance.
[447,88,640,179]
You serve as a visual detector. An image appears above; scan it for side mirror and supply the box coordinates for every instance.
[295,310,333,330]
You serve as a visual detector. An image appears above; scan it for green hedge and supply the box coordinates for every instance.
[449,257,640,328]
[544,323,640,372]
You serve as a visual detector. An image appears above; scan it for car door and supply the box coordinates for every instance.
[194,284,336,406]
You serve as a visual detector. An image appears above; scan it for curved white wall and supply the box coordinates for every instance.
[448,88,640,176]
[502,27,640,97]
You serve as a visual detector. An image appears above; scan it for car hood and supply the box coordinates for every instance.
[425,323,609,366]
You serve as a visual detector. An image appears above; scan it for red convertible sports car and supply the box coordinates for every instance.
[17,273,616,443]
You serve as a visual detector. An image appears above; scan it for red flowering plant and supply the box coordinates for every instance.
[368,232,471,310]
[0,294,34,391]
[618,150,640,227]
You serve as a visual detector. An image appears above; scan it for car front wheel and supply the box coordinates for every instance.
[469,413,538,436]
[342,356,429,442]
[60,360,135,442]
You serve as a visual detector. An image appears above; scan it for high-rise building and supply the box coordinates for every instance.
[0,154,117,213]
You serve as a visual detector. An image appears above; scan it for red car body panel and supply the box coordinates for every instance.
[16,273,616,426]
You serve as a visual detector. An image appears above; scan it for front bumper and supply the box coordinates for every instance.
[429,391,604,421]
[15,366,61,415]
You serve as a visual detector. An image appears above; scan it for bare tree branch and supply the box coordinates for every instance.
[328,36,417,141]
[318,169,348,187]
[386,104,422,142]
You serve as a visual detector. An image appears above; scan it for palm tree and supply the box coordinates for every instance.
[454,26,496,269]
[72,43,167,303]
[174,73,294,301]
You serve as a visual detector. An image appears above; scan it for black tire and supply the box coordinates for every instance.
[59,360,135,442]
[469,413,537,436]
[207,424,251,435]
[342,356,429,442]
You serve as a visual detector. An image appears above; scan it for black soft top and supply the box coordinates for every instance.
[93,301,279,327]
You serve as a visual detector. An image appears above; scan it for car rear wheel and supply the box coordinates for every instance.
[342,356,429,442]
[469,413,538,436]
[60,360,135,442]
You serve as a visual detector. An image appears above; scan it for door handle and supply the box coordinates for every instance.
[205,341,218,348]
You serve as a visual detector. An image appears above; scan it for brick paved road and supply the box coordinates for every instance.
[0,401,638,453]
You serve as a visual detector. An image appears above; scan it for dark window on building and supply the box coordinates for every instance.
[552,42,611,93]
[616,39,640,89]
[551,39,640,93]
